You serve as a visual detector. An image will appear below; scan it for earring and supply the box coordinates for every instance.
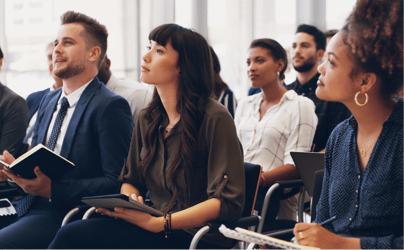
[277,72,280,76]
[354,91,368,106]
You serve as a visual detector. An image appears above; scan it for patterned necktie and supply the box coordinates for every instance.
[47,97,70,151]
[15,97,70,217]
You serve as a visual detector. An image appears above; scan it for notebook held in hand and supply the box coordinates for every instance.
[0,144,75,180]
[81,194,164,217]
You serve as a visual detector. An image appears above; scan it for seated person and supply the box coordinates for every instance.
[0,46,29,158]
[25,41,63,145]
[97,55,153,123]
[235,38,317,224]
[292,1,403,248]
[210,47,237,118]
[0,11,133,249]
[48,23,245,249]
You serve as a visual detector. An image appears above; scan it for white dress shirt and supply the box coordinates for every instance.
[45,80,92,155]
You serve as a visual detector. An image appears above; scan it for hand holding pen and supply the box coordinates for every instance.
[291,216,336,243]
[292,216,359,248]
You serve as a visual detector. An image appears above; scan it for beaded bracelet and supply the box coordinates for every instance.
[164,212,171,238]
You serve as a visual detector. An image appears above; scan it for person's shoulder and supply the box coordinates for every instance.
[284,80,297,90]
[295,91,316,106]
[26,88,51,102]
[0,83,26,103]
[203,98,235,122]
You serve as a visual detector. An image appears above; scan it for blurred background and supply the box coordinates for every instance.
[0,0,356,99]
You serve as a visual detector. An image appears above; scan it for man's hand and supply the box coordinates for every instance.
[0,150,15,181]
[2,166,51,198]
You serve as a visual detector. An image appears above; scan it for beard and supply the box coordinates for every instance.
[293,54,317,72]
[54,61,85,79]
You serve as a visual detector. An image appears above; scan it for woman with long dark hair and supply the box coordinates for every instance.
[292,0,403,248]
[48,23,245,249]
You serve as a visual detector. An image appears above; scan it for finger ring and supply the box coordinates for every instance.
[299,231,304,239]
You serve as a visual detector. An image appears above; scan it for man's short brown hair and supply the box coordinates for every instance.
[60,11,108,68]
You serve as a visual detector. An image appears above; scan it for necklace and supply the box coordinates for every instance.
[358,110,391,157]
[359,136,379,157]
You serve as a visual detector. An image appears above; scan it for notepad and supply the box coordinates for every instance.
[0,144,75,180]
[219,225,319,249]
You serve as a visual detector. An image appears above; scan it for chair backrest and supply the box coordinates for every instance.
[310,169,324,222]
[242,162,261,218]
[290,151,324,197]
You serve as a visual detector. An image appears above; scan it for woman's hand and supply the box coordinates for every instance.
[293,223,360,249]
[96,194,163,233]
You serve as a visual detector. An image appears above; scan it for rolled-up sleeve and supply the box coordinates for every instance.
[204,110,245,222]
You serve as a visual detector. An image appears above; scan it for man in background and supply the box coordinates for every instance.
[97,55,152,123]
[285,24,351,152]
[0,46,29,158]
[24,42,63,144]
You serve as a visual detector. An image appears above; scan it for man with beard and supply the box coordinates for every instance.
[0,11,133,248]
[285,24,351,152]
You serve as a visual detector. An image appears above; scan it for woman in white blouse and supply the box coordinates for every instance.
[235,38,318,224]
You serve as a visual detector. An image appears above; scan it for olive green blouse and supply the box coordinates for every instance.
[118,98,245,247]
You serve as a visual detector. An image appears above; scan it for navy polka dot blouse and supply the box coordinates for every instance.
[315,100,403,249]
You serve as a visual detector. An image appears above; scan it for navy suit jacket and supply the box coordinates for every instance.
[26,88,51,122]
[31,77,133,214]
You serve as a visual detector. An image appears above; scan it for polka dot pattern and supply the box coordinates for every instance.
[314,100,403,249]
[47,97,70,151]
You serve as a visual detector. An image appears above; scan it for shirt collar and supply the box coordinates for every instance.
[294,73,320,91]
[60,78,93,108]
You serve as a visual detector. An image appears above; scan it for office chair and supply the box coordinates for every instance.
[259,169,325,241]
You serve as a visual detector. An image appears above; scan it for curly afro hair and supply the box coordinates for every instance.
[345,0,403,98]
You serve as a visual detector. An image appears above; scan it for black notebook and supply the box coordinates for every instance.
[0,144,75,180]
[81,194,164,217]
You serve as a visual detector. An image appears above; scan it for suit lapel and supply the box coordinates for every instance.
[36,90,62,146]
[60,78,101,158]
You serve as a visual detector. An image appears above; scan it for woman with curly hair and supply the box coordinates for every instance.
[292,0,403,248]
[48,23,245,249]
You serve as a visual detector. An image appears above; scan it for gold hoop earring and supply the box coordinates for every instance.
[354,91,368,106]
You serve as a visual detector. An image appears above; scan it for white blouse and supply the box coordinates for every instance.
[235,90,317,172]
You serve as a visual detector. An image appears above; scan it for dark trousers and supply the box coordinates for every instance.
[48,217,225,249]
[0,197,62,249]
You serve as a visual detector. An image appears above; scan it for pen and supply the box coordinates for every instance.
[289,216,337,243]
[266,215,337,238]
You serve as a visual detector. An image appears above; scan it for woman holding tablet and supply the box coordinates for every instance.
[49,23,245,249]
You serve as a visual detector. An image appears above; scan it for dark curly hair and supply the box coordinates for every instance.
[344,0,403,98]
[139,24,213,205]
[296,24,326,51]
